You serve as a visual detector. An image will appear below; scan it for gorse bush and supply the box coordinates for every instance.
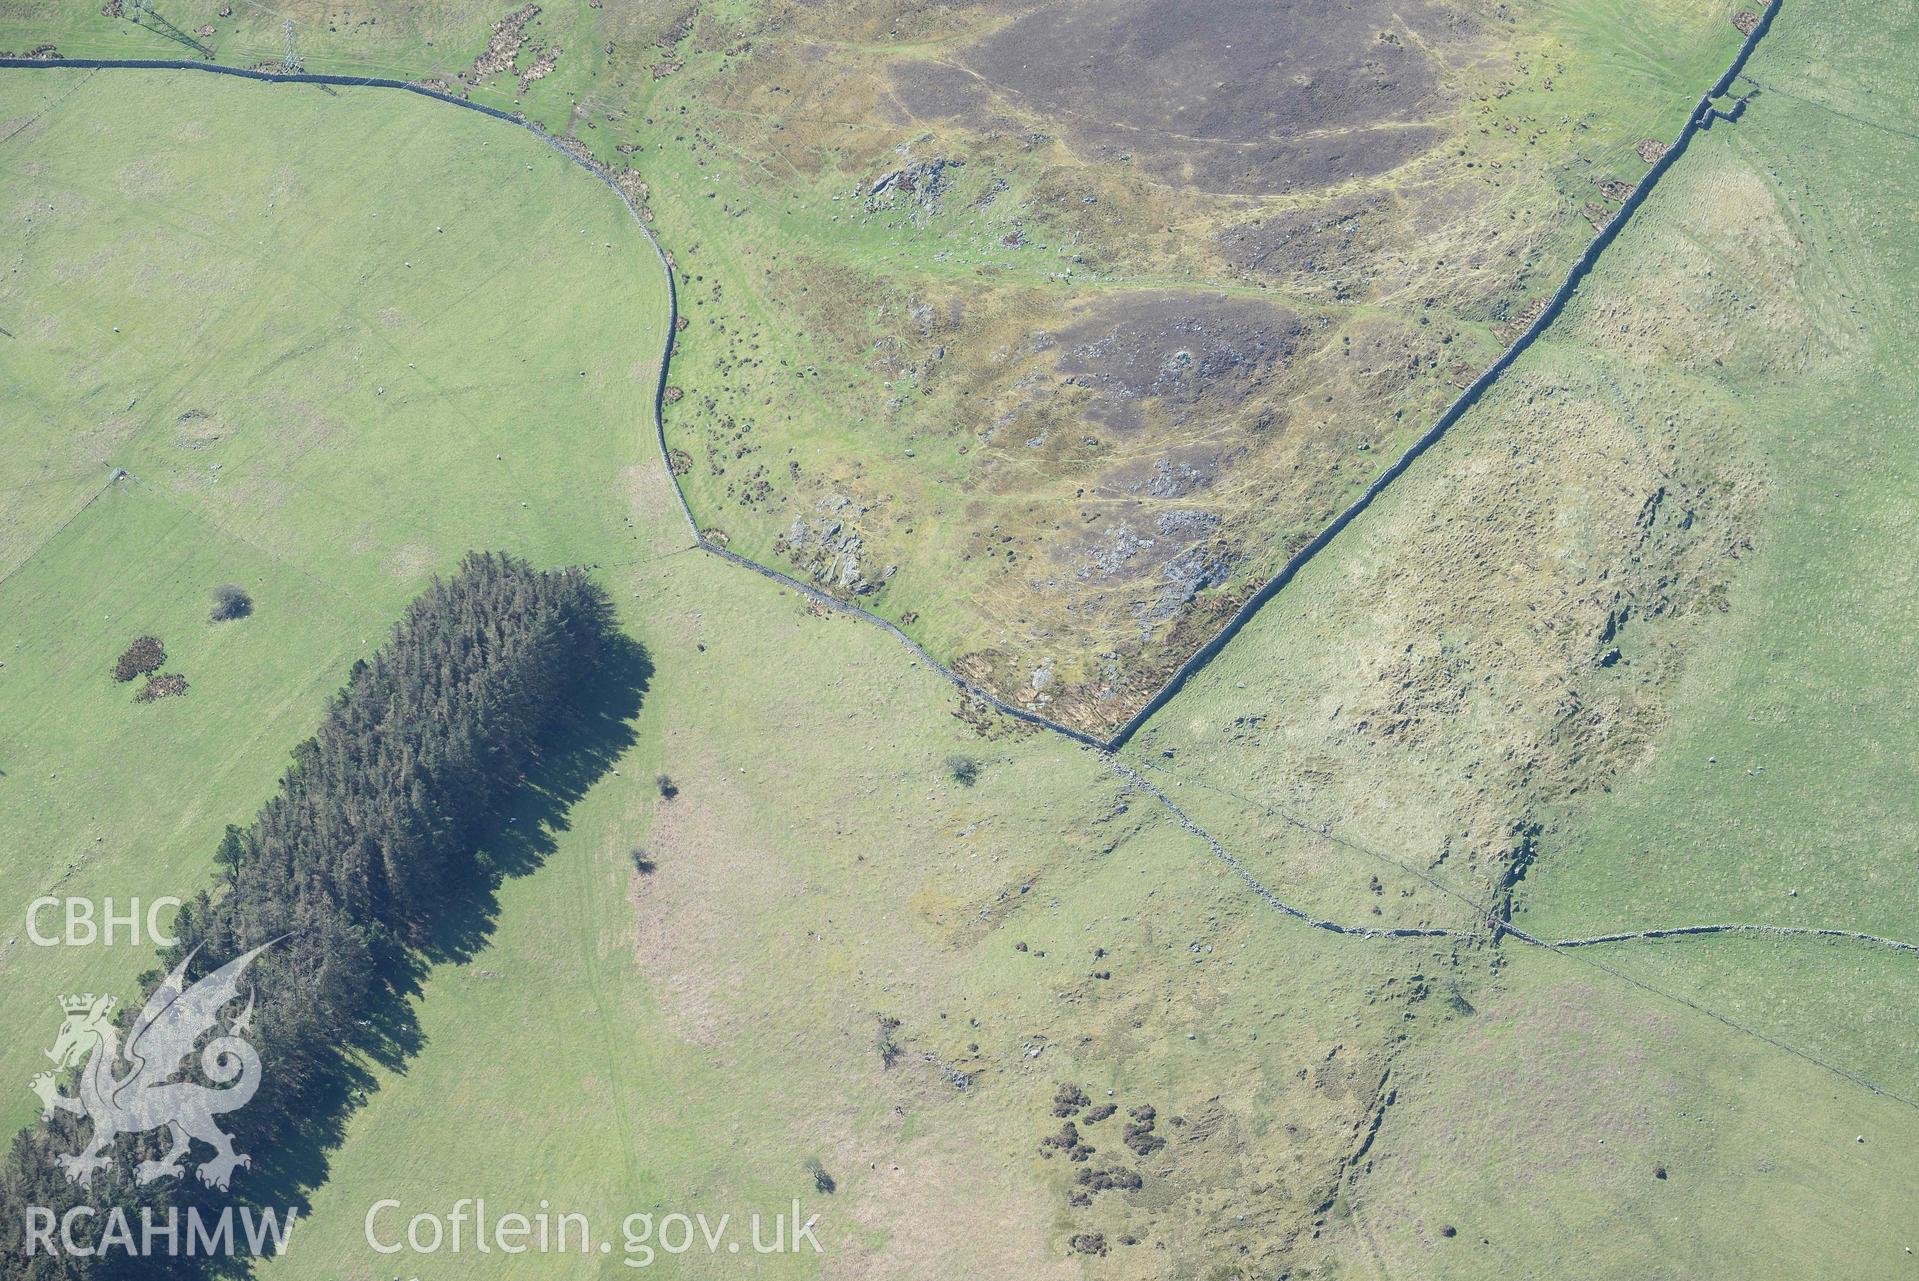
[111,635,165,683]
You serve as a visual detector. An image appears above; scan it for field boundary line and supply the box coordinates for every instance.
[1110,757,1476,942]
[0,470,119,592]
[1118,756,1919,1111]
[1553,923,1919,953]
[1128,755,1919,957]
[0,0,1787,750]
[0,62,95,145]
[1131,757,1919,953]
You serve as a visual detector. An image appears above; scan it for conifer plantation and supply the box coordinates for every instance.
[2,553,624,1277]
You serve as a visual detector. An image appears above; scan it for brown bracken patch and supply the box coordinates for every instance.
[135,673,188,702]
[919,0,1469,195]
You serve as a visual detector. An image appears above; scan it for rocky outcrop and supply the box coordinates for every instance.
[777,494,894,596]
[865,155,964,215]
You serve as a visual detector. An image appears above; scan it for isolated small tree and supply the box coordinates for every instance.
[209,584,253,622]
[213,824,247,885]
[655,773,678,799]
[630,847,655,874]
[802,1156,835,1194]
[946,755,980,787]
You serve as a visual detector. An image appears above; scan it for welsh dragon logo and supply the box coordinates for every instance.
[28,941,275,1191]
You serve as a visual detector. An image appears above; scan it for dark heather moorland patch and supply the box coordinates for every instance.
[929,0,1466,193]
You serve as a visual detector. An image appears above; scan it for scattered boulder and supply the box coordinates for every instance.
[777,494,885,595]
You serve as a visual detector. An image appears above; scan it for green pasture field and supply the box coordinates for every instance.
[1507,0,1919,1132]
[1512,0,1919,945]
[0,66,668,1131]
[1338,942,1919,1277]
[1,0,1915,1273]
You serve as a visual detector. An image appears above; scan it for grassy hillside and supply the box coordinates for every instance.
[0,66,1443,1278]
[253,540,1469,1278]
[1506,0,1919,1117]
[2,0,1914,1274]
[1119,0,1917,956]
[1512,0,1919,945]
[1118,0,1919,1271]
[630,0,1753,732]
[1336,943,1919,1277]
[0,0,1757,731]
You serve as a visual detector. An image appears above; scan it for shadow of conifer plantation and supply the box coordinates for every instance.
[203,629,654,1274]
